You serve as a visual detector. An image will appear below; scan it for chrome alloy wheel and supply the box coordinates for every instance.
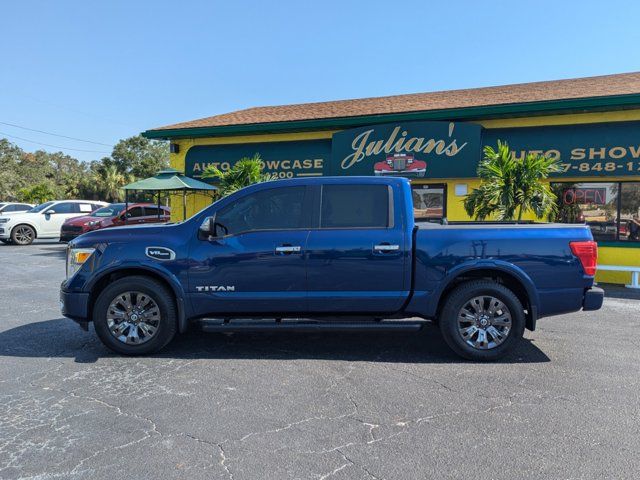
[106,291,160,345]
[457,296,512,350]
[13,226,34,244]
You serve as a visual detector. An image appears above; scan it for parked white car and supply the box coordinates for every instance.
[0,202,34,215]
[0,200,107,245]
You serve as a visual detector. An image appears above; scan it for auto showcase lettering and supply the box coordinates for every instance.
[483,121,640,178]
[191,158,325,179]
[185,140,331,180]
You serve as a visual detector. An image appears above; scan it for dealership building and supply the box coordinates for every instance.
[143,72,640,285]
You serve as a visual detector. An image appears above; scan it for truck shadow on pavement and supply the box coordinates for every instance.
[0,318,550,364]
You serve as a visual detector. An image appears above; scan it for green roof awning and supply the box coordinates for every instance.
[123,168,217,191]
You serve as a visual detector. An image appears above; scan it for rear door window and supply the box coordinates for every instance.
[320,185,390,228]
[143,207,162,217]
[128,207,145,218]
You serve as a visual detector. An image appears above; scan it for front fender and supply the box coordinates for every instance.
[84,260,185,296]
[8,220,40,236]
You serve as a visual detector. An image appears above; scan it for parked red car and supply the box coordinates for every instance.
[60,203,170,242]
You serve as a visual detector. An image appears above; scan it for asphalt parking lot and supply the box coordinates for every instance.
[0,241,639,479]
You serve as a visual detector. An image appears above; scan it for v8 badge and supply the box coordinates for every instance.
[145,246,176,261]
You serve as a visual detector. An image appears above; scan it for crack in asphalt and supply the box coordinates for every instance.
[216,442,234,480]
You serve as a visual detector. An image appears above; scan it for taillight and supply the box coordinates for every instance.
[570,241,598,276]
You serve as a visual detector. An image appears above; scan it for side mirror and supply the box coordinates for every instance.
[45,209,56,215]
[198,216,215,240]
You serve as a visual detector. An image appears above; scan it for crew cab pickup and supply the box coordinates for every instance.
[60,177,603,360]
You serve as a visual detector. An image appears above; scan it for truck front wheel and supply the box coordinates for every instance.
[439,280,525,361]
[93,276,177,355]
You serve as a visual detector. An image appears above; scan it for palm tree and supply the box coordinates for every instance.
[201,153,268,197]
[96,164,128,202]
[464,140,560,221]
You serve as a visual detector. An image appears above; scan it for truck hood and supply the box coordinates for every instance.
[69,222,180,248]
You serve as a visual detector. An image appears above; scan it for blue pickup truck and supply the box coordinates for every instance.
[60,176,603,361]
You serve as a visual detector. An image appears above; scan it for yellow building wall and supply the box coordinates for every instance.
[596,247,640,285]
[167,108,640,285]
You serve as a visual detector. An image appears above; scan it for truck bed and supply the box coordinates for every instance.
[410,221,594,320]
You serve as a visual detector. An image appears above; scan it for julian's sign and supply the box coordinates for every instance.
[184,119,640,181]
[331,121,483,178]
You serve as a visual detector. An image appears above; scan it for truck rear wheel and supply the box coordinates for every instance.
[439,280,525,361]
[93,276,177,355]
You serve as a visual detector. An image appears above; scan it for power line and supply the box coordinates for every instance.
[0,121,114,147]
[3,91,139,129]
[0,131,111,154]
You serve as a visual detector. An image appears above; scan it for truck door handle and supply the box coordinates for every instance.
[373,243,400,252]
[275,245,302,254]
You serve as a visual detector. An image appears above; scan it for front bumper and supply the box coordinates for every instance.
[0,225,11,238]
[60,233,80,242]
[60,286,90,326]
[60,228,87,242]
[583,286,604,311]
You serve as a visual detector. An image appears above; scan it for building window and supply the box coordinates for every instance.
[620,182,640,241]
[552,182,640,243]
[412,184,446,220]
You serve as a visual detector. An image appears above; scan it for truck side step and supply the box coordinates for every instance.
[199,318,425,333]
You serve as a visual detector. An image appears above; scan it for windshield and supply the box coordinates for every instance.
[27,201,55,213]
[91,204,125,217]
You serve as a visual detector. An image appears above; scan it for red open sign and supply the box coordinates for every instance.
[562,188,607,205]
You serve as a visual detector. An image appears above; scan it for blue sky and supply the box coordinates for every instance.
[1,0,639,161]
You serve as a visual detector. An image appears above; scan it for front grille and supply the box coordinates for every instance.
[62,225,83,233]
[393,158,406,170]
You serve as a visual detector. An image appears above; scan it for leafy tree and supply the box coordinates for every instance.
[201,154,269,197]
[0,138,24,200]
[0,135,170,202]
[95,164,133,202]
[17,182,57,204]
[108,135,169,178]
[464,141,560,221]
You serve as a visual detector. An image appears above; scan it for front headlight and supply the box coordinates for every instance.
[66,247,95,280]
[86,220,101,228]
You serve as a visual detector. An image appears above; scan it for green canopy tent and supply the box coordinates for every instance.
[122,168,217,221]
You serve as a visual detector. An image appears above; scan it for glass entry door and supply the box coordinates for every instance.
[411,184,447,220]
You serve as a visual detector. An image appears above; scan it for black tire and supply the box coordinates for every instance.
[11,224,35,245]
[438,280,525,361]
[93,275,177,355]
